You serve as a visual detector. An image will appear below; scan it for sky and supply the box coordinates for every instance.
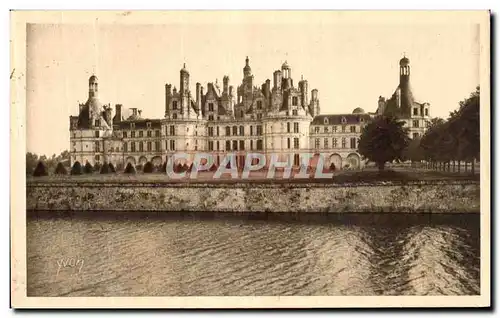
[26,20,480,156]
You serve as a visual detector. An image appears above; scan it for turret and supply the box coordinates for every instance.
[180,63,190,116]
[243,56,252,78]
[165,84,172,117]
[196,82,202,109]
[223,76,229,94]
[299,77,308,107]
[273,70,282,90]
[89,75,98,98]
[310,89,320,116]
[113,104,123,124]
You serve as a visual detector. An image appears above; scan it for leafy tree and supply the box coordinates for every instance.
[358,115,410,171]
[84,161,93,174]
[54,162,67,175]
[143,161,154,173]
[33,161,48,177]
[26,152,39,175]
[124,162,136,174]
[71,161,82,175]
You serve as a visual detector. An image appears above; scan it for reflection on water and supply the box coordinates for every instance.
[26,211,480,296]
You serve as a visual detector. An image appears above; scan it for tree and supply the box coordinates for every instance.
[71,161,83,175]
[403,136,424,165]
[358,115,410,171]
[26,152,39,175]
[33,161,48,177]
[84,161,93,174]
[143,161,154,173]
[124,162,136,174]
[54,162,67,175]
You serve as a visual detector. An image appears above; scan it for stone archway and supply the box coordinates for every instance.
[152,156,163,167]
[346,153,361,170]
[329,153,342,171]
[126,156,136,165]
[138,156,148,166]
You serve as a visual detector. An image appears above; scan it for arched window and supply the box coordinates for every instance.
[324,118,329,125]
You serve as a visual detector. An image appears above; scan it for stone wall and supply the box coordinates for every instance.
[26,180,480,213]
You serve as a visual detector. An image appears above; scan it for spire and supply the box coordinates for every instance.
[243,56,252,77]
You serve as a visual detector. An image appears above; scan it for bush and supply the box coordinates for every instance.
[84,161,93,174]
[33,161,48,177]
[71,161,82,175]
[143,161,154,173]
[100,162,110,174]
[54,162,67,175]
[108,163,116,173]
[124,162,136,174]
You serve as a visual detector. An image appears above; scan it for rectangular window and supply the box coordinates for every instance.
[239,140,245,150]
[250,126,254,136]
[208,103,214,112]
[172,101,178,110]
[350,126,356,133]
[131,142,136,152]
[239,126,244,136]
[413,120,419,128]
[124,143,128,152]
[324,126,328,133]
[287,138,291,149]
[208,115,214,121]
[216,141,220,150]
[257,101,262,109]
[256,125,263,135]
[232,126,238,136]
[250,140,254,150]
[425,109,429,116]
[294,122,299,133]
[155,130,160,137]
[208,127,214,136]
[256,139,263,150]
[292,96,298,106]
[95,120,100,127]
[257,113,262,120]
[147,130,152,137]
[232,140,238,150]
[226,126,231,136]
[123,131,127,138]
[147,141,152,152]
[170,140,176,151]
[314,127,320,133]
[413,132,419,139]
[139,131,144,138]
[131,131,136,138]
[342,138,346,148]
[294,138,299,149]
[342,125,346,133]
[333,126,337,133]
[287,122,291,133]
[292,109,298,116]
[314,138,320,149]
[208,141,214,151]
[95,141,100,152]
[95,131,100,138]
[216,126,219,136]
[170,126,175,136]
[350,138,356,149]
[226,140,231,151]
[172,113,177,119]
[332,138,337,148]
[95,155,100,161]
[155,141,160,151]
[413,108,418,116]
[139,142,144,152]
[294,154,300,166]
[324,138,329,148]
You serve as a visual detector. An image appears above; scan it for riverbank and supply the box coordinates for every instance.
[26,178,480,213]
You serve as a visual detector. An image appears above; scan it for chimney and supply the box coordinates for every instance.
[131,108,138,117]
[196,83,201,108]
[138,109,142,117]
[113,104,122,124]
[223,76,229,93]
[165,84,172,117]
[273,70,282,90]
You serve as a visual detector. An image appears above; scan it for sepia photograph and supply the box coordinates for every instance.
[10,10,490,308]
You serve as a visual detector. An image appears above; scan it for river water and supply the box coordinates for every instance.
[26,211,480,296]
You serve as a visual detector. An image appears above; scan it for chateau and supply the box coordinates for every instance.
[69,56,430,171]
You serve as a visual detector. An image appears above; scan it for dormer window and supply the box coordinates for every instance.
[257,101,262,110]
[172,101,178,110]
[292,109,298,116]
[147,122,151,129]
[324,118,329,125]
[208,103,214,112]
[130,123,135,129]
[95,119,100,127]
[341,117,347,124]
[292,96,298,106]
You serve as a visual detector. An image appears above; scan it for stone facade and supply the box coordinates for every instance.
[69,56,431,169]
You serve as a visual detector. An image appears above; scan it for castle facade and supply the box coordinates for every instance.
[69,56,430,171]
